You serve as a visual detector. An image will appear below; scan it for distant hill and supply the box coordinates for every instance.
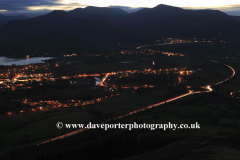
[0,10,74,41]
[0,34,91,57]
[0,9,150,57]
[0,14,28,26]
[1,4,239,41]
[0,4,240,57]
[0,8,151,43]
[231,16,240,21]
[68,6,128,21]
[115,4,240,38]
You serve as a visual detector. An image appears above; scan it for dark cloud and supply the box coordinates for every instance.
[5,9,52,17]
[184,5,240,16]
[220,6,240,16]
[224,10,240,16]
[108,6,144,13]
[0,0,60,11]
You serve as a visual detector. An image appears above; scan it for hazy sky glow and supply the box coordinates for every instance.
[0,0,239,17]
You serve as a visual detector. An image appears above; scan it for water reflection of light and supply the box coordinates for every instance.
[95,77,102,85]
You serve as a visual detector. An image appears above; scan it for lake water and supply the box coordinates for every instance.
[120,61,132,63]
[95,77,102,85]
[0,57,55,66]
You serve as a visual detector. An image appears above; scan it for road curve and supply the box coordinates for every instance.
[37,60,235,146]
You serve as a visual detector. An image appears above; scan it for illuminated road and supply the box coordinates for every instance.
[211,60,235,85]
[38,89,211,145]
[98,72,116,86]
[37,59,235,146]
[98,74,109,86]
[37,91,192,146]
